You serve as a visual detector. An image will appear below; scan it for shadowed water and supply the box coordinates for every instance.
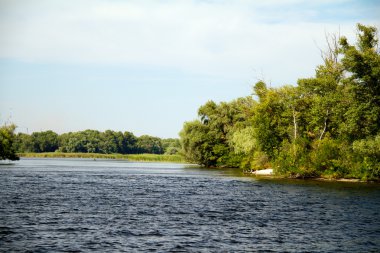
[1,158,379,252]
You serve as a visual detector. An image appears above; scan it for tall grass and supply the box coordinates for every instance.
[18,152,186,163]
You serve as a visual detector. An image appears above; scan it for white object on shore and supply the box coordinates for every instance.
[253,168,273,176]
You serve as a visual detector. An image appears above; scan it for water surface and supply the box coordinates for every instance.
[1,158,379,252]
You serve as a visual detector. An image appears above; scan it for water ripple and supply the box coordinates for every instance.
[0,158,380,252]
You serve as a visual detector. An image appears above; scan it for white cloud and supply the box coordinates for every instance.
[0,0,378,84]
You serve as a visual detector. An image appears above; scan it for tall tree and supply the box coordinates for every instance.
[180,97,254,167]
[30,130,59,152]
[339,24,380,140]
[122,131,138,154]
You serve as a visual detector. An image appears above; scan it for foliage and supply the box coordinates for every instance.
[179,24,380,180]
[30,131,59,152]
[180,97,255,167]
[162,138,181,155]
[0,124,19,161]
[14,129,178,156]
[338,24,380,141]
[136,135,164,154]
[352,134,380,180]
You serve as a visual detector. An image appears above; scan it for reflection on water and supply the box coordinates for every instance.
[1,158,379,252]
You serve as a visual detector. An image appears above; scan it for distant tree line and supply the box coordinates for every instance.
[13,129,180,155]
[180,24,380,180]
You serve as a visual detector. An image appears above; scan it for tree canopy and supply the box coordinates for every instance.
[180,24,380,180]
[0,124,19,161]
[13,129,179,155]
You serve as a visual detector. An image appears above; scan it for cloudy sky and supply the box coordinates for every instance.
[0,0,379,138]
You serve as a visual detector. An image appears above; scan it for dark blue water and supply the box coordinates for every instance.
[0,158,379,252]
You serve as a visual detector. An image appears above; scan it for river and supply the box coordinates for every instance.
[1,158,379,252]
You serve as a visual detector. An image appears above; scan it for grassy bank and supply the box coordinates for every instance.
[18,152,186,163]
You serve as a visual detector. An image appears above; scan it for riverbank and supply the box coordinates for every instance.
[18,152,186,163]
[250,168,376,183]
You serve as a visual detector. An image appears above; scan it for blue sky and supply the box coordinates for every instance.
[0,0,379,138]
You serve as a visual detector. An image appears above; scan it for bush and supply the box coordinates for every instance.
[0,124,19,161]
[274,139,314,178]
[352,134,380,180]
[308,138,350,178]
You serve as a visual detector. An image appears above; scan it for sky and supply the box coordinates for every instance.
[0,0,379,138]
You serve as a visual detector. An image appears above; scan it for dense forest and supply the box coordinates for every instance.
[11,129,180,156]
[180,24,380,180]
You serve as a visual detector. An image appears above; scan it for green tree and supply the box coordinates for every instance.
[136,135,164,154]
[251,82,289,158]
[58,130,102,153]
[338,24,380,140]
[0,124,19,160]
[180,97,254,167]
[122,131,138,154]
[180,120,217,166]
[162,138,181,154]
[180,24,380,180]
[100,130,119,154]
[30,130,59,152]
[13,133,33,152]
[353,133,380,179]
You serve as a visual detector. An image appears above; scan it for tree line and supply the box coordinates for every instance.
[180,24,380,180]
[12,129,180,155]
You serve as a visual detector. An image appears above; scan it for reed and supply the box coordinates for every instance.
[18,152,186,163]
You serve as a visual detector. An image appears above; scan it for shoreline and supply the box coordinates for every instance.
[249,168,377,183]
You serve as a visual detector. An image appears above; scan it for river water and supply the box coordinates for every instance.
[0,158,379,252]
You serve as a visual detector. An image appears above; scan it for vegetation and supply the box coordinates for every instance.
[0,127,183,163]
[180,24,380,180]
[0,124,19,161]
[18,152,185,163]
[13,129,181,156]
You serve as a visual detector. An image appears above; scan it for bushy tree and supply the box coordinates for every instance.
[353,134,380,180]
[180,97,254,167]
[136,135,164,154]
[100,130,120,154]
[122,131,138,154]
[180,120,212,166]
[14,133,33,152]
[162,138,181,154]
[0,124,19,160]
[338,24,380,140]
[30,131,59,152]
